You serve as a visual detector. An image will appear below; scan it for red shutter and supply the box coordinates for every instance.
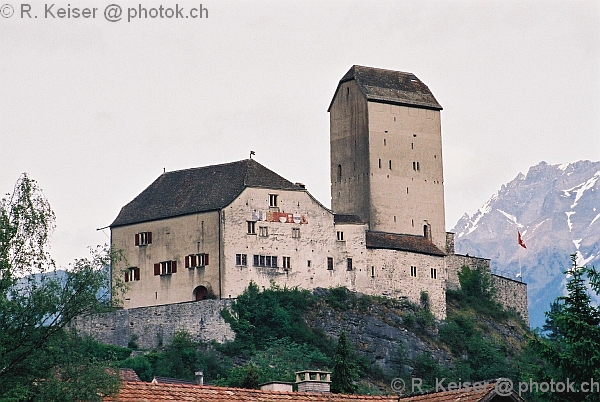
[185,255,190,268]
[171,260,177,274]
[154,263,160,276]
[205,254,209,266]
[134,268,140,281]
[135,233,140,246]
[148,232,152,244]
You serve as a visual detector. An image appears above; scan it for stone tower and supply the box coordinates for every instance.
[328,65,446,251]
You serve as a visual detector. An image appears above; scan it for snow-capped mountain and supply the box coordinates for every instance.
[451,160,600,329]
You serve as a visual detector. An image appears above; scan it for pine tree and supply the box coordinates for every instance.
[530,255,600,402]
[330,331,358,394]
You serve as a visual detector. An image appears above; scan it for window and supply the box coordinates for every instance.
[185,253,209,268]
[410,266,417,277]
[327,257,334,270]
[337,164,342,181]
[384,139,386,146]
[378,159,381,168]
[247,221,256,234]
[292,227,300,238]
[154,260,177,276]
[430,268,437,279]
[413,161,420,171]
[389,160,392,170]
[135,232,152,246]
[423,224,430,240]
[269,194,278,208]
[124,267,140,282]
[253,254,278,267]
[347,258,353,271]
[307,260,311,267]
[371,266,375,277]
[236,254,247,266]
[283,256,291,270]
[259,226,268,237]
[336,231,344,241]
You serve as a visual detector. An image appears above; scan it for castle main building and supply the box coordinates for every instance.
[110,66,528,321]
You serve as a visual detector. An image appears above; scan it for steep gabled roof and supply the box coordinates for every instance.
[366,231,446,257]
[111,159,302,227]
[328,65,442,111]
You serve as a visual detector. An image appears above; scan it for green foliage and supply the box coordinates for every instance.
[529,255,600,402]
[0,174,122,400]
[331,331,359,394]
[411,351,452,390]
[323,287,369,312]
[220,282,331,356]
[121,331,228,383]
[450,265,510,320]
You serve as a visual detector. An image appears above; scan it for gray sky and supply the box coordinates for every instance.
[1,0,599,269]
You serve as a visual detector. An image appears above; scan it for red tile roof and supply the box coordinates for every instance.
[104,381,524,402]
[104,382,398,402]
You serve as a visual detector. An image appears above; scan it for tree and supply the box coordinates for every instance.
[529,255,600,402]
[330,331,358,394]
[0,173,122,401]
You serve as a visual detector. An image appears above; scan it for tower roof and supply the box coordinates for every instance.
[110,159,302,227]
[328,65,442,111]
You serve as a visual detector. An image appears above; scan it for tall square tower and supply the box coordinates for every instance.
[328,66,446,251]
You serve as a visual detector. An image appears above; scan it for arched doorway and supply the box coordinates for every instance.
[194,286,208,301]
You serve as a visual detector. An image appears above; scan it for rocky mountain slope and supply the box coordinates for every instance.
[451,160,600,329]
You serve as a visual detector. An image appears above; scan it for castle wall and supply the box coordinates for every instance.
[492,274,529,325]
[111,211,221,308]
[367,103,446,251]
[362,249,446,319]
[71,300,234,349]
[445,251,528,324]
[330,80,371,223]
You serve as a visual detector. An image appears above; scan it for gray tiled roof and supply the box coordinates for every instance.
[334,214,364,224]
[328,65,442,111]
[111,159,302,227]
[366,231,446,257]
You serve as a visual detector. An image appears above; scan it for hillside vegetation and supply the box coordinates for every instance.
[117,266,539,396]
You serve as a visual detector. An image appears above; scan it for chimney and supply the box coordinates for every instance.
[259,381,294,392]
[194,370,204,386]
[295,370,331,393]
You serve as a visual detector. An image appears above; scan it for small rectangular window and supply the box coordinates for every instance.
[347,258,353,271]
[389,160,392,170]
[260,255,265,266]
[265,255,272,267]
[125,267,140,282]
[336,231,344,241]
[283,256,291,270]
[307,260,311,267]
[156,260,176,276]
[236,254,248,266]
[371,266,375,278]
[430,268,437,279]
[410,266,417,277]
[253,255,259,266]
[292,227,300,238]
[271,256,278,268]
[327,257,334,270]
[135,232,152,246]
[269,194,278,207]
[259,226,268,237]
[378,159,381,169]
[247,221,256,234]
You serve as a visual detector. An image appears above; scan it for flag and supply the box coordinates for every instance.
[518,231,527,249]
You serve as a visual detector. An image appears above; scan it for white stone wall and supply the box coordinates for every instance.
[367,103,446,251]
[111,211,221,308]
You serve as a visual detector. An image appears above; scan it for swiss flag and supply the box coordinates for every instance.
[518,231,527,249]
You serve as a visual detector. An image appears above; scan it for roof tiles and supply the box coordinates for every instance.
[111,159,302,227]
[366,231,446,256]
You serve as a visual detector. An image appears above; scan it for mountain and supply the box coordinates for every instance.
[451,160,600,329]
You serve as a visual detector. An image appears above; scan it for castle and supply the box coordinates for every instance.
[109,65,528,323]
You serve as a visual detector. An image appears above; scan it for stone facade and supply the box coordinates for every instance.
[71,300,234,350]
[492,274,529,324]
[444,233,529,324]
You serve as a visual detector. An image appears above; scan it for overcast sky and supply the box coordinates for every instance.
[1,0,598,269]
